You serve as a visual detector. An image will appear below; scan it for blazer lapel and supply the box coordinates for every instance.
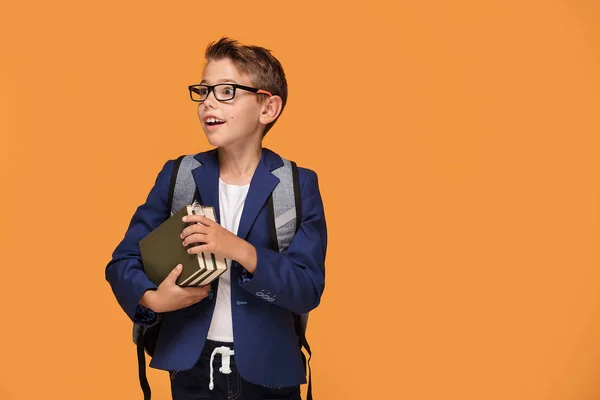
[191,147,283,240]
[236,161,279,241]
[192,149,221,223]
[236,148,283,241]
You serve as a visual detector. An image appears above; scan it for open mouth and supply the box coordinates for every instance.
[205,117,225,126]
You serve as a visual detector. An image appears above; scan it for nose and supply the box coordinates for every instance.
[203,88,218,109]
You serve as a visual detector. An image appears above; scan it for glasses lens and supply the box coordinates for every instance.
[215,84,235,101]
[190,85,209,101]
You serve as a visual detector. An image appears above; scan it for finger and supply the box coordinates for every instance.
[200,284,212,294]
[181,223,209,239]
[183,215,213,225]
[186,244,212,254]
[182,285,211,295]
[164,264,183,285]
[183,286,211,299]
[182,233,208,247]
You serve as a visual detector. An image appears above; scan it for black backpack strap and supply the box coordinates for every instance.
[294,314,313,400]
[136,327,152,400]
[268,159,313,400]
[290,161,301,232]
[267,194,280,253]
[290,161,313,400]
[136,155,185,400]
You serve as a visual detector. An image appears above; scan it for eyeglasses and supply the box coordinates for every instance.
[188,83,273,102]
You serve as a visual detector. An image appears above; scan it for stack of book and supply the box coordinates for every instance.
[139,201,227,286]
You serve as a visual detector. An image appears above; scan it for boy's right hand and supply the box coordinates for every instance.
[140,264,211,313]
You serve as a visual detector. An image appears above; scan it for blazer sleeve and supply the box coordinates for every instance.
[105,159,174,323]
[239,168,327,314]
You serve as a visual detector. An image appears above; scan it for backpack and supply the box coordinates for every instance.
[133,154,313,400]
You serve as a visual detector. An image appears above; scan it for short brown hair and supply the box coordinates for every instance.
[205,37,288,135]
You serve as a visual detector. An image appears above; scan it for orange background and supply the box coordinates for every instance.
[2,1,600,399]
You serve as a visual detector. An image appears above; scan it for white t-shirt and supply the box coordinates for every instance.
[206,178,250,342]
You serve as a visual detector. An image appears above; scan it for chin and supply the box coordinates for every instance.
[204,131,232,148]
[202,126,258,149]
[205,135,225,148]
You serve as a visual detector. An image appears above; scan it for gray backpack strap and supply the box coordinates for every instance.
[271,157,307,329]
[171,155,202,215]
[134,154,200,339]
[272,158,314,400]
[133,154,202,400]
[271,157,299,253]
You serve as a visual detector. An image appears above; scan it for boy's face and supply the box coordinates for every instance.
[198,58,265,148]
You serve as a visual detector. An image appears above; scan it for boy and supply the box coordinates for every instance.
[105,37,327,400]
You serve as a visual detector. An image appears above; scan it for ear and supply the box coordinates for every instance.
[259,95,283,125]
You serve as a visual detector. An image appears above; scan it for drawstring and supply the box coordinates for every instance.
[209,346,235,390]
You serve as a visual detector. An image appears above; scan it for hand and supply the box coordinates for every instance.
[180,214,258,273]
[181,214,243,261]
[141,264,211,313]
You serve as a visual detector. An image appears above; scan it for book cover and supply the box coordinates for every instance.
[139,202,227,287]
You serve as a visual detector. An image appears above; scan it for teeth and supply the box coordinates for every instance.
[206,117,224,124]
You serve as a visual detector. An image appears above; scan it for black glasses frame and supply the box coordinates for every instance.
[188,83,273,102]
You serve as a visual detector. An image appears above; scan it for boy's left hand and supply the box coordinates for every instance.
[180,214,253,269]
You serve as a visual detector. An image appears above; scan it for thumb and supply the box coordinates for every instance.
[166,264,183,284]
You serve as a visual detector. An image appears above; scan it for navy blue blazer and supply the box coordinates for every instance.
[105,147,327,387]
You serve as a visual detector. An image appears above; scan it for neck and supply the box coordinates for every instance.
[217,145,262,179]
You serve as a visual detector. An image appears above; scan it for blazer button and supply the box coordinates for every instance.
[209,289,214,300]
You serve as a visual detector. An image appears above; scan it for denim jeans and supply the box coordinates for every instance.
[170,340,301,400]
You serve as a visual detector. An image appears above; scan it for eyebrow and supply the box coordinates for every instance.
[200,78,237,85]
